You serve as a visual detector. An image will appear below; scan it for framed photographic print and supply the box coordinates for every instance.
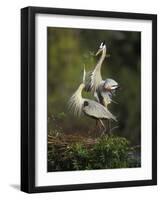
[21,6,157,193]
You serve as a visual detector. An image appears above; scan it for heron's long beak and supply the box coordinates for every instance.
[95,48,102,56]
[112,85,119,90]
[115,85,121,90]
[105,85,120,92]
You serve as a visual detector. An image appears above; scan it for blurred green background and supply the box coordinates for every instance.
[47,27,141,145]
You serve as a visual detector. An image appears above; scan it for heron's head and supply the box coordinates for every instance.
[103,79,119,94]
[95,41,106,56]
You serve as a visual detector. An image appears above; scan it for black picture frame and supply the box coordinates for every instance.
[21,6,157,193]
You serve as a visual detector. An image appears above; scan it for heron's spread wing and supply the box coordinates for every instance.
[101,91,112,106]
[90,68,102,92]
[82,99,117,121]
[84,70,93,91]
[84,68,102,93]
[92,83,112,106]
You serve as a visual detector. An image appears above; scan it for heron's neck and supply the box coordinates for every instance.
[96,47,106,70]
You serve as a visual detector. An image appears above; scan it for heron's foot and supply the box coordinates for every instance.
[101,132,110,138]
[100,129,104,136]
[100,132,105,137]
[100,128,108,137]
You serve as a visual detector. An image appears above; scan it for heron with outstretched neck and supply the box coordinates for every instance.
[69,68,117,135]
[85,41,119,133]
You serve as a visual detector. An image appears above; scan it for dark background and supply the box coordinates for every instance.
[47,27,141,145]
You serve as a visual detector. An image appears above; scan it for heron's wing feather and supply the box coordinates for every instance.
[83,100,117,121]
[101,91,112,106]
[68,87,83,116]
[83,65,93,91]
[94,92,100,102]
[93,84,112,106]
[84,70,93,91]
[83,65,86,83]
[84,67,102,92]
[90,68,102,92]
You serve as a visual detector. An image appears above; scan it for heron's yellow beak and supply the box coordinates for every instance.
[95,48,102,56]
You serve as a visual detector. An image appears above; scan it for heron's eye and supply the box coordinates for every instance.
[104,85,110,91]
[83,101,89,107]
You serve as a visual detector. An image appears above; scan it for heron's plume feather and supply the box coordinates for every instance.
[83,64,86,84]
[68,84,84,116]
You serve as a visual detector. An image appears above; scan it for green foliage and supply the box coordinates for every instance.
[48,136,140,171]
[67,143,90,170]
[91,136,130,169]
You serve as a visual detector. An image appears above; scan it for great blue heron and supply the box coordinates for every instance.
[86,41,119,106]
[85,41,119,133]
[69,68,117,135]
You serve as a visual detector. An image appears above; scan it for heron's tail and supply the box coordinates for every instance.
[112,115,117,122]
[106,108,117,122]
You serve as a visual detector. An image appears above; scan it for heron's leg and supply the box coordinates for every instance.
[109,119,111,135]
[94,119,99,137]
[99,119,106,135]
[97,120,101,135]
[90,120,99,137]
[95,119,98,129]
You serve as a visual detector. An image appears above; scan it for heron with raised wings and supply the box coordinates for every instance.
[69,68,117,135]
[85,41,119,133]
[86,41,119,107]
